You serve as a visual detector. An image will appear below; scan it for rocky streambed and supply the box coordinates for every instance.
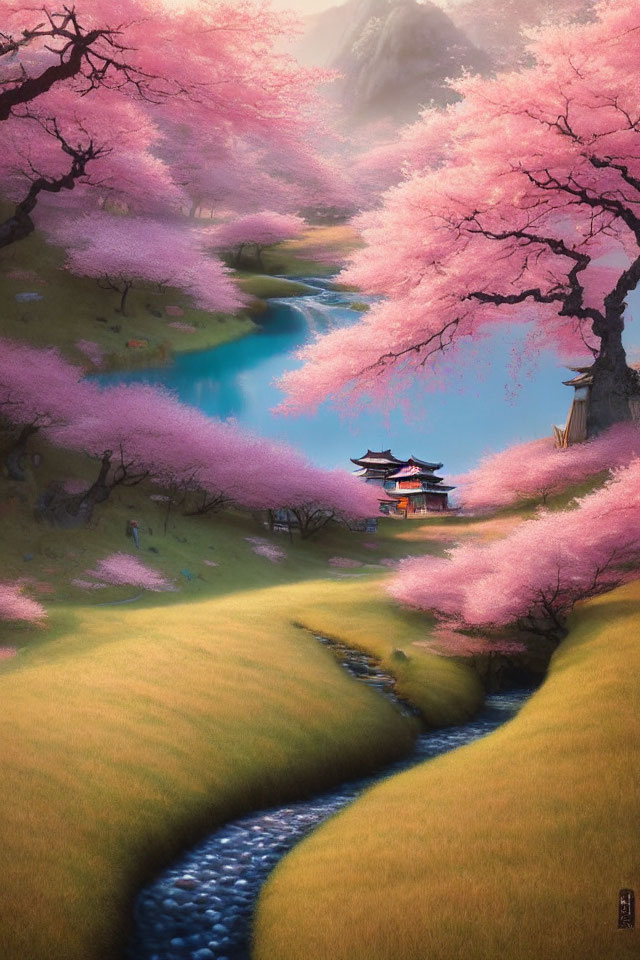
[126,639,532,960]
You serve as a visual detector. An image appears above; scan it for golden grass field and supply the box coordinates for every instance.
[254,580,640,960]
[0,439,481,960]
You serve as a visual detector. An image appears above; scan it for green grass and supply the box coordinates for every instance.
[0,438,481,960]
[254,580,640,960]
[0,210,256,369]
[234,272,316,305]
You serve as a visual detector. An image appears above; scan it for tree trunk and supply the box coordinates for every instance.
[0,207,35,249]
[5,424,39,481]
[118,283,132,317]
[36,451,113,526]
[588,317,640,435]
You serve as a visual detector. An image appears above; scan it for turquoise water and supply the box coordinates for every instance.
[98,277,602,477]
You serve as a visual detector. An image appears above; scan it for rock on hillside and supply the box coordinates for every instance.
[293,0,489,125]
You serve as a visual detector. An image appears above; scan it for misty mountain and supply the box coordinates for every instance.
[292,0,489,125]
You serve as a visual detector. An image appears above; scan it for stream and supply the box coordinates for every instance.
[126,637,532,960]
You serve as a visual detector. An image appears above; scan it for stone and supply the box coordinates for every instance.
[14,292,43,302]
[174,876,198,890]
[23,553,33,562]
[392,647,410,661]
[192,949,214,960]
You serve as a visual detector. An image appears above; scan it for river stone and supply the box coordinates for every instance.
[392,647,410,661]
[174,877,198,890]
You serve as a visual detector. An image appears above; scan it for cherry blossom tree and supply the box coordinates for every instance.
[35,375,380,530]
[0,338,94,479]
[212,211,306,269]
[456,422,640,509]
[0,1,325,246]
[280,0,640,436]
[390,458,640,644]
[51,214,240,315]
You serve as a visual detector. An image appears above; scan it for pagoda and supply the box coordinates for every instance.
[351,450,455,513]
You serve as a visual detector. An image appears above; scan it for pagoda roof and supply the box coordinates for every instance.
[406,455,443,470]
[387,465,445,482]
[351,449,404,467]
[353,467,388,478]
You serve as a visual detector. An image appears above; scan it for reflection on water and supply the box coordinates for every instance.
[97,279,372,422]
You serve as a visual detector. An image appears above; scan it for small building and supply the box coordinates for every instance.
[351,450,455,514]
[553,365,640,448]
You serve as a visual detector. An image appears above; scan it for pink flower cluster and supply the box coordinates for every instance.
[0,582,46,622]
[390,459,640,642]
[245,538,286,563]
[82,553,173,592]
[455,423,640,510]
[168,322,197,333]
[75,339,106,368]
[327,557,363,568]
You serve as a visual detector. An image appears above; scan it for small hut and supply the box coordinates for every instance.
[553,365,640,448]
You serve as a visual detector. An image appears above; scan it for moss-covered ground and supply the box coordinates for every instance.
[254,580,640,960]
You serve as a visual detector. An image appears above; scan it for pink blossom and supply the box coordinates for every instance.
[0,647,18,660]
[390,458,640,641]
[327,557,363,568]
[0,583,46,622]
[168,322,197,333]
[245,538,286,563]
[84,553,172,592]
[75,339,106,368]
[456,424,640,509]
[278,2,640,418]
[51,215,240,315]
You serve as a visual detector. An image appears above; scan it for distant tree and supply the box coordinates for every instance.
[280,1,640,435]
[390,458,640,644]
[212,211,306,268]
[52,214,240,315]
[40,377,380,529]
[456,423,640,509]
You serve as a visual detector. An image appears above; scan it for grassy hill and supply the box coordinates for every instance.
[0,436,483,960]
[254,580,640,960]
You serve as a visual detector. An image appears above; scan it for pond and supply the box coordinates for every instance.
[98,277,572,476]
